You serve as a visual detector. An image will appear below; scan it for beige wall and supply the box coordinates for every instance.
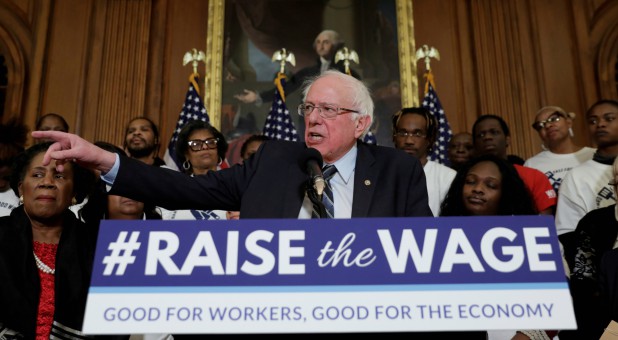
[1,0,617,160]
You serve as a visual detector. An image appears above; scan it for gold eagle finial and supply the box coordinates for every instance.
[335,47,359,75]
[183,48,206,74]
[272,48,296,74]
[415,45,440,71]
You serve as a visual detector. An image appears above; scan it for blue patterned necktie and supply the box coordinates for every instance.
[315,164,338,218]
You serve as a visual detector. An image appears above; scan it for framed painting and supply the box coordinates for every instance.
[205,0,418,151]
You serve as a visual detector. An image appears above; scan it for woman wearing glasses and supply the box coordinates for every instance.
[524,106,595,195]
[160,120,230,221]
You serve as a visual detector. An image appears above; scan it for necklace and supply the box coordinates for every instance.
[33,251,55,275]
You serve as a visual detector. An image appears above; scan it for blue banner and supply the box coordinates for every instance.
[84,216,575,334]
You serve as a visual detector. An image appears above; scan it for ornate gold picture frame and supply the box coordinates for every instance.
[204,0,417,147]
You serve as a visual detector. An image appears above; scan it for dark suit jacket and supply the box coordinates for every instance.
[564,204,618,339]
[110,140,432,218]
[0,207,129,339]
[601,248,618,330]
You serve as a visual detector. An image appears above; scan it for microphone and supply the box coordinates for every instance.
[300,148,325,196]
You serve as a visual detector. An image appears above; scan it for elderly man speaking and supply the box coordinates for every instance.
[34,70,431,219]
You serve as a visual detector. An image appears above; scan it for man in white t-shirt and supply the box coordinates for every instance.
[392,107,456,216]
[556,100,618,257]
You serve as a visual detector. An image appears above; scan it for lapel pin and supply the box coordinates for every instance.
[364,180,371,186]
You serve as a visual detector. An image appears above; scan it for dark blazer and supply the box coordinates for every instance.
[111,140,432,218]
[601,248,618,330]
[564,204,618,339]
[0,206,129,339]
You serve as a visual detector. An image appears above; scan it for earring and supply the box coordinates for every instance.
[182,160,191,170]
[19,195,23,204]
[71,197,77,205]
[217,157,223,166]
[568,127,574,138]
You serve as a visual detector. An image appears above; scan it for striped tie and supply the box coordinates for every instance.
[319,164,338,218]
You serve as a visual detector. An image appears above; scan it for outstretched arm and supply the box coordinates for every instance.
[234,89,259,104]
[31,131,117,173]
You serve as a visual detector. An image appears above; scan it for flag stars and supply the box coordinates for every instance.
[262,77,299,141]
[166,75,210,169]
[422,84,452,165]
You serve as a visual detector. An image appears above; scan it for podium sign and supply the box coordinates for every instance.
[83,215,576,334]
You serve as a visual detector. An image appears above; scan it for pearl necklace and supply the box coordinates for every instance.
[33,251,55,275]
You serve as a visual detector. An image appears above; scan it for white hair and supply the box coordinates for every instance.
[313,30,341,48]
[301,70,374,138]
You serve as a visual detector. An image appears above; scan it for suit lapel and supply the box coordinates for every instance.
[352,143,378,217]
[281,157,308,218]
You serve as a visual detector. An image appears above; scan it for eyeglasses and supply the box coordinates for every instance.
[298,103,359,119]
[187,138,219,151]
[394,129,427,139]
[532,113,564,131]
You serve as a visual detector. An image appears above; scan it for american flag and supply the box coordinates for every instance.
[421,71,452,165]
[163,73,210,170]
[362,130,377,144]
[262,73,299,141]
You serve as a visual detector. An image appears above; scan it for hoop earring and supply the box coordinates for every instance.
[568,127,574,138]
[217,157,223,166]
[182,160,191,170]
[19,195,23,204]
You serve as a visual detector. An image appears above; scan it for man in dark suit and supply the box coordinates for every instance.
[33,70,431,219]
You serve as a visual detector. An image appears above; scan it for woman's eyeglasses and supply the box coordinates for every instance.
[532,112,565,131]
[188,138,219,151]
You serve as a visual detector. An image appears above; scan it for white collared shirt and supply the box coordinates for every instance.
[319,57,331,73]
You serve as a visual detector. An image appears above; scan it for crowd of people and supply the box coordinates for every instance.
[0,65,617,339]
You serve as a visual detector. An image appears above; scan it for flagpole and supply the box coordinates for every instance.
[164,49,212,171]
[416,45,453,165]
[262,48,299,142]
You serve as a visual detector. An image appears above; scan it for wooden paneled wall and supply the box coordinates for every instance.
[0,0,209,149]
[413,0,618,159]
[1,0,617,160]
[81,1,153,145]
